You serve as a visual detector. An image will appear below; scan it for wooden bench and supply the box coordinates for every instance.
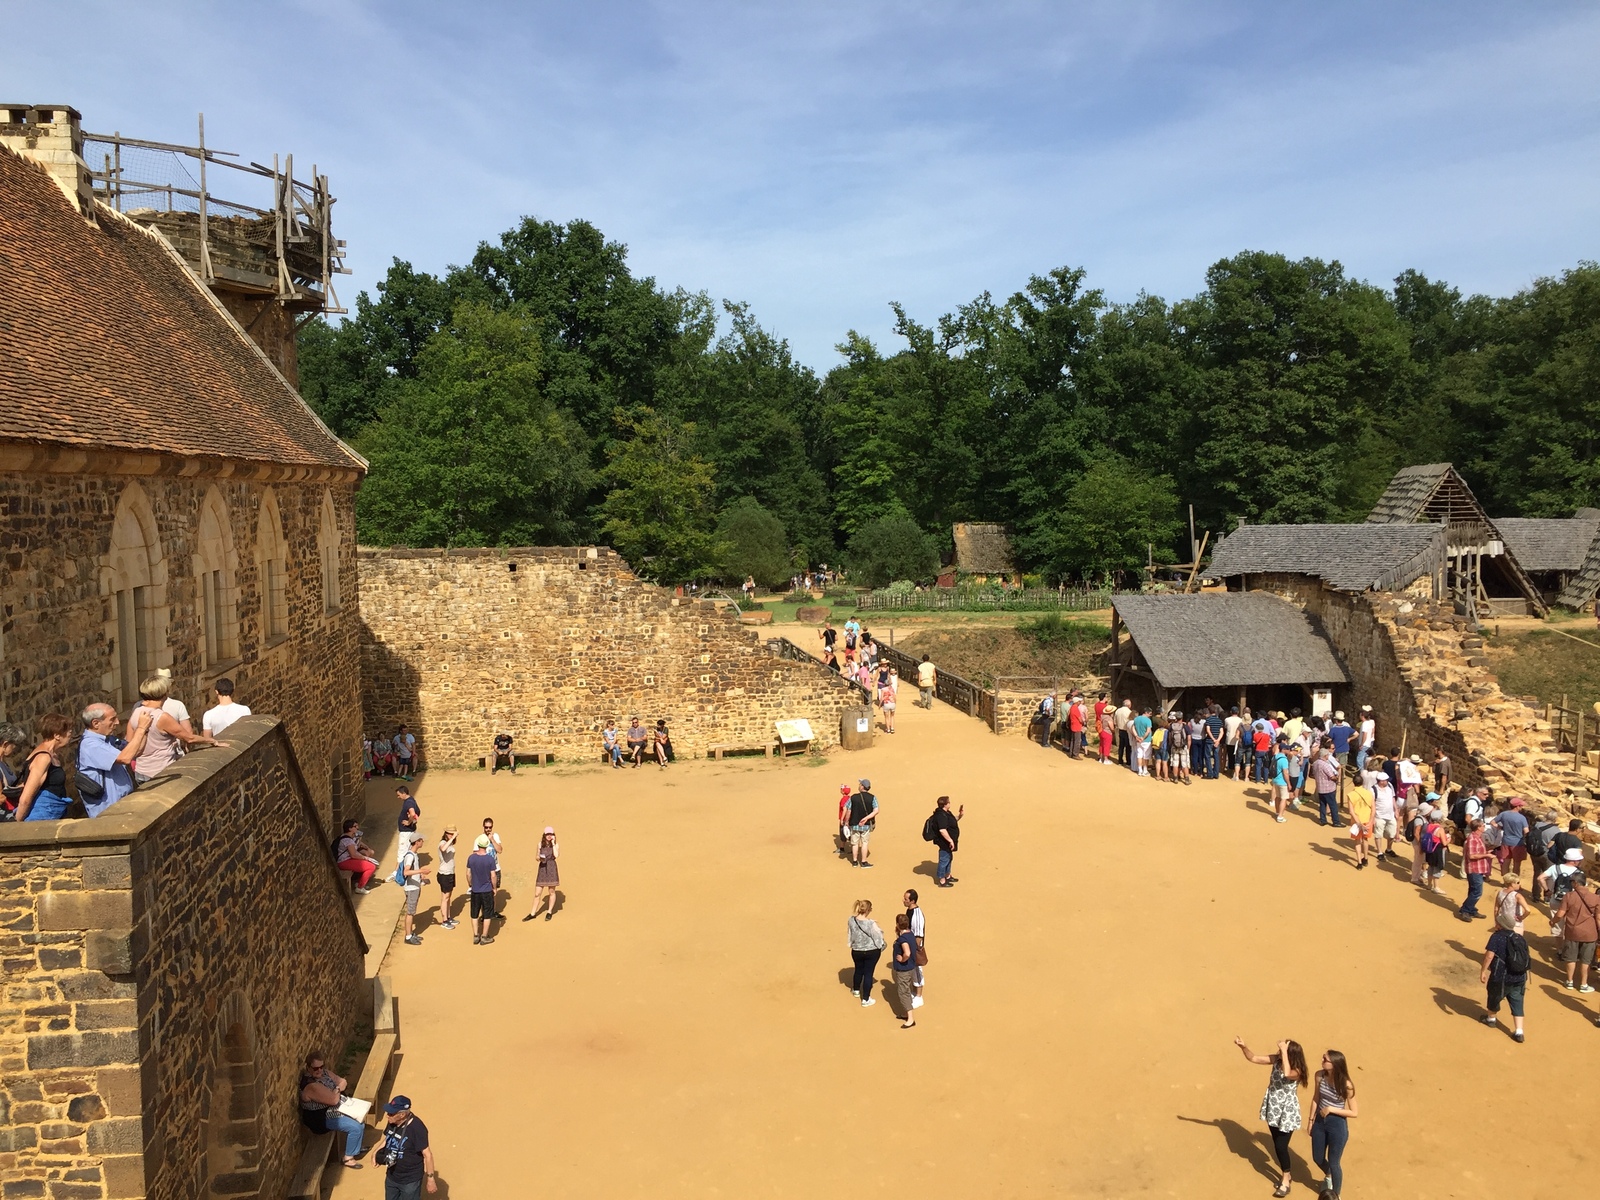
[476,749,555,768]
[706,742,775,760]
[287,1131,337,1199]
[351,1031,399,1123]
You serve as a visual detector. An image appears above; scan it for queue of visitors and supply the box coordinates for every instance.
[0,673,238,822]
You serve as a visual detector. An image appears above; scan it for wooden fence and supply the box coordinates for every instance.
[1546,696,1598,779]
[855,586,1114,613]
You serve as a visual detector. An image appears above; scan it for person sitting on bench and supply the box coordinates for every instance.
[489,732,515,774]
[625,717,649,766]
[299,1049,366,1169]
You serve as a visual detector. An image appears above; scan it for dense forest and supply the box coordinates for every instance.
[298,217,1600,586]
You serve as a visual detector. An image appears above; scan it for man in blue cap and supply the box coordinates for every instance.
[374,1095,437,1197]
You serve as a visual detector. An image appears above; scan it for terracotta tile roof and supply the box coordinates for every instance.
[0,145,363,474]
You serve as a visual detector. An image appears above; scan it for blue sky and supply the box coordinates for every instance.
[9,1,1599,368]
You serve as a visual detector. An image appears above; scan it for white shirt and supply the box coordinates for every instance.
[203,701,251,736]
[1359,719,1375,749]
[1372,782,1398,822]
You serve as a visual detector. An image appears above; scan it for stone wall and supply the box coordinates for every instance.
[0,715,367,1199]
[1251,574,1597,821]
[0,469,364,828]
[357,547,863,763]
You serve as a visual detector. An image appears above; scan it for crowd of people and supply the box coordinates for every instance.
[333,783,566,948]
[0,672,248,822]
[363,723,419,780]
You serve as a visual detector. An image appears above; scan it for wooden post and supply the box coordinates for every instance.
[197,113,212,283]
[1577,709,1585,772]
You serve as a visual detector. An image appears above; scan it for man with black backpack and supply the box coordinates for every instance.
[923,795,963,887]
[1480,923,1530,1042]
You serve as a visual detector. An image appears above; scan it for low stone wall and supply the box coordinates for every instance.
[357,547,863,764]
[0,716,367,1199]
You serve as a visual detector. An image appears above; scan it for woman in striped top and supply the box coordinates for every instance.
[1309,1050,1358,1198]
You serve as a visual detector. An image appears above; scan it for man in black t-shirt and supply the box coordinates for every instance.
[375,1095,437,1196]
[489,732,515,775]
[931,795,964,887]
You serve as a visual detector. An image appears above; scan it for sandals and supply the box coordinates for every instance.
[1273,1182,1290,1198]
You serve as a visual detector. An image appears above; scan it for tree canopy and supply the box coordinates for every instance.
[300,220,1600,583]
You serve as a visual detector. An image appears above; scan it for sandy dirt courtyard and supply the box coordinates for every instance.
[329,696,1597,1199]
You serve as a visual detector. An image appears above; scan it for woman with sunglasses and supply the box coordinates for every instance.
[436,826,459,930]
[1309,1050,1358,1198]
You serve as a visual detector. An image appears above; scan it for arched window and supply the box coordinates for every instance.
[103,483,168,708]
[318,489,341,614]
[196,487,239,666]
[255,489,288,644]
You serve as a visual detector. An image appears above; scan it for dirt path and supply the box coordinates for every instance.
[330,697,1596,1199]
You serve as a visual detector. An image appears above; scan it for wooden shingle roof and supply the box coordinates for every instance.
[1114,592,1349,690]
[1556,526,1600,610]
[1205,523,1446,592]
[1494,511,1600,573]
[0,144,363,476]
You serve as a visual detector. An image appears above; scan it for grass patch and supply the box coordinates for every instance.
[1484,625,1600,709]
[1019,612,1111,648]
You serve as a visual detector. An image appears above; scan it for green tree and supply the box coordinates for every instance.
[1028,458,1181,582]
[847,512,940,587]
[716,497,790,589]
[354,303,592,547]
[597,409,722,582]
[1167,253,1412,527]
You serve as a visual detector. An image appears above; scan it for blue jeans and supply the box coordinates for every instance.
[327,1112,364,1159]
[1355,747,1369,773]
[1461,872,1485,916]
[937,846,953,882]
[605,743,621,765]
[1203,741,1219,779]
[385,1179,423,1200]
[1311,1114,1348,1193]
[1254,750,1269,782]
[1317,792,1338,825]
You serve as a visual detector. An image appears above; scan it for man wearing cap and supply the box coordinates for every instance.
[847,780,878,868]
[397,833,429,947]
[374,1095,437,1197]
[1553,871,1600,994]
[1540,847,1588,911]
[467,834,500,945]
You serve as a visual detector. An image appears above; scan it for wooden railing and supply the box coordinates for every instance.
[1547,696,1597,777]
[766,637,872,699]
[875,642,993,727]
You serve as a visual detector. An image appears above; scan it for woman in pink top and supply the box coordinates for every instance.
[127,676,226,782]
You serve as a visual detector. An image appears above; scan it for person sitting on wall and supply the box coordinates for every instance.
[335,818,382,893]
[653,719,673,766]
[602,720,623,768]
[76,703,151,817]
[489,732,516,775]
[13,714,76,822]
[371,733,396,777]
[298,1050,368,1170]
[625,717,650,767]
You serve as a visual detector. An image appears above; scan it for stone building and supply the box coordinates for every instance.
[0,135,369,1199]
[358,547,864,763]
[0,138,366,831]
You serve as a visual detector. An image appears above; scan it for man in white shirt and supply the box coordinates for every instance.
[1223,707,1244,779]
[1356,706,1376,772]
[1370,774,1399,859]
[201,678,251,737]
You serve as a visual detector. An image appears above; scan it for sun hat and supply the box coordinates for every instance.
[1360,705,1372,712]
[384,1095,412,1114]
[444,824,457,834]
[1566,848,1585,862]
[1334,710,1345,720]
[474,834,491,849]
[1409,754,1422,763]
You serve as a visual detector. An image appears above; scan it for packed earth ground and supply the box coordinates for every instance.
[331,679,1598,1199]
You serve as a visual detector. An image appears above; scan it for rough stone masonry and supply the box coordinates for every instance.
[357,546,865,764]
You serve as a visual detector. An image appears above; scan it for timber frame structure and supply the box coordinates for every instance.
[1365,463,1546,619]
[81,115,349,321]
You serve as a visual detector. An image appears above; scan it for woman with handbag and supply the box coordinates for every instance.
[846,899,885,1007]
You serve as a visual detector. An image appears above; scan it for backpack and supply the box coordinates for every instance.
[1528,822,1559,860]
[1501,932,1531,976]
[922,814,938,843]
[1421,823,1444,855]
[393,851,417,887]
[1448,796,1469,829]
